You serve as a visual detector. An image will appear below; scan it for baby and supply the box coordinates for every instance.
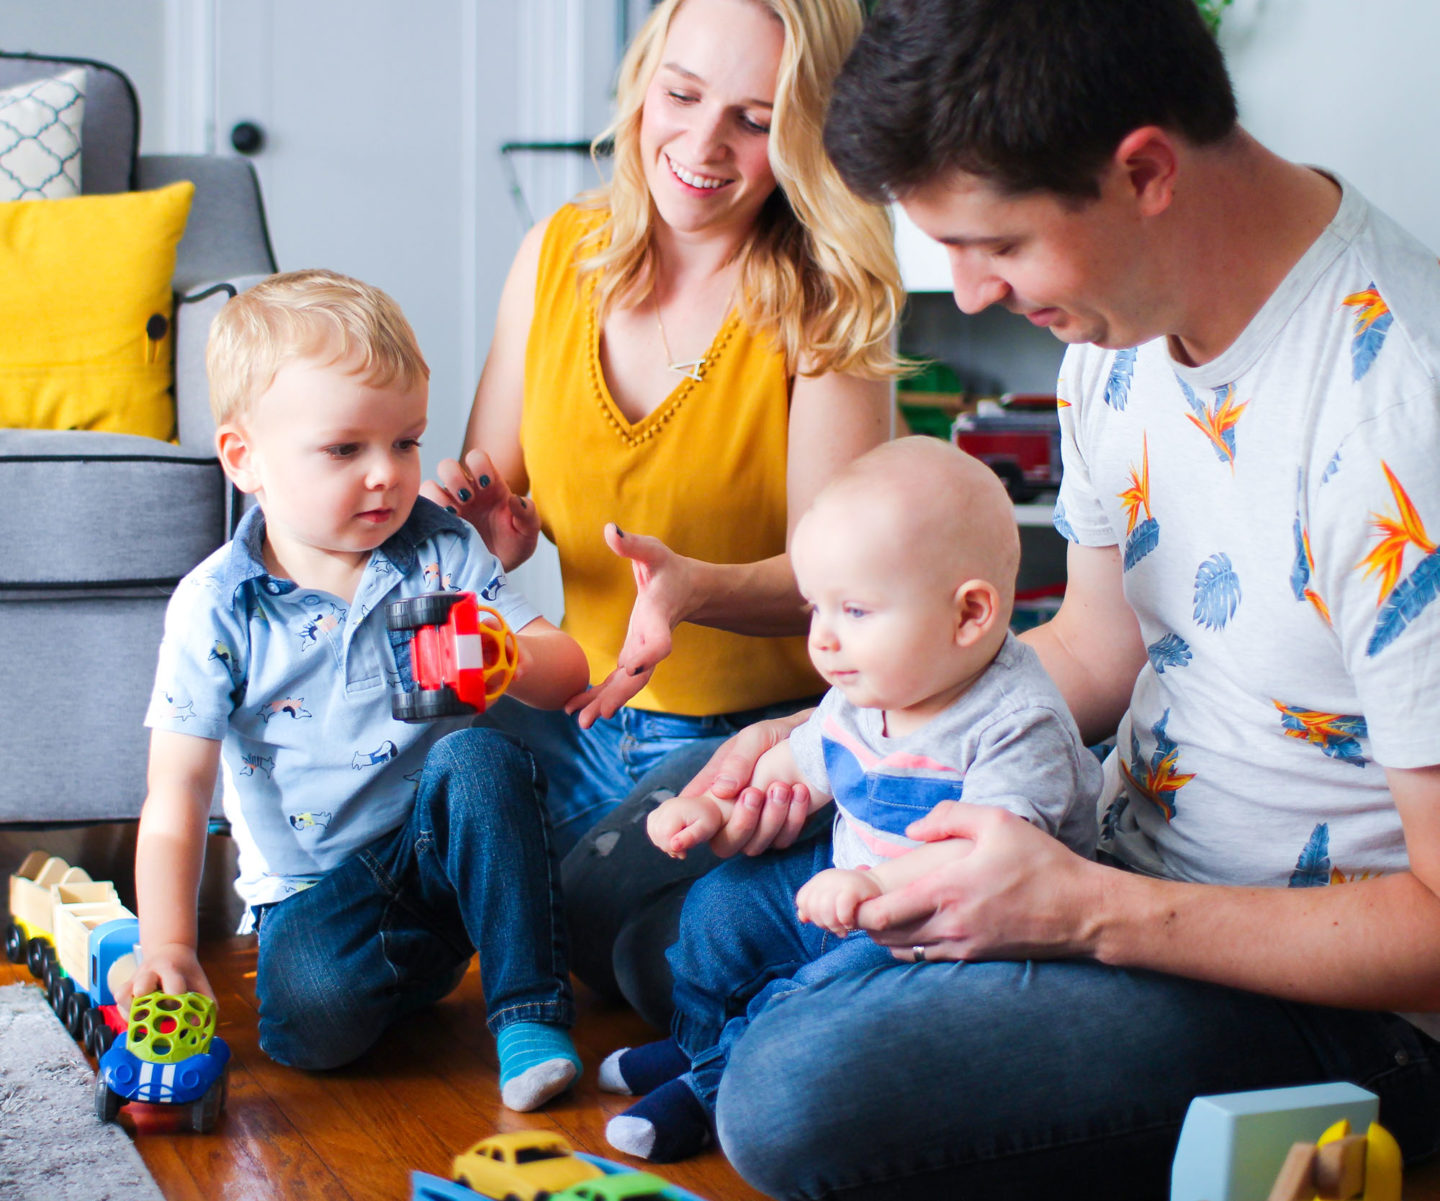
[129,269,590,1111]
[601,436,1101,1160]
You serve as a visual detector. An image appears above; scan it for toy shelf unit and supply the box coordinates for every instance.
[896,286,1069,631]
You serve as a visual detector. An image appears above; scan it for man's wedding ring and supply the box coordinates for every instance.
[912,945,926,962]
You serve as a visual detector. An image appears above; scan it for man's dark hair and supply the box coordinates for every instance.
[825,0,1238,202]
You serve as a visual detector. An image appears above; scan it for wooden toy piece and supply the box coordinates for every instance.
[1268,1143,1322,1201]
[1170,1082,1380,1201]
[1313,1134,1367,1200]
[1264,1120,1401,1201]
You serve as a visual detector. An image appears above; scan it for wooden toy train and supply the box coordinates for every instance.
[5,851,230,1132]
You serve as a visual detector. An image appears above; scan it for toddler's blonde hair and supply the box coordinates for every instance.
[206,269,429,424]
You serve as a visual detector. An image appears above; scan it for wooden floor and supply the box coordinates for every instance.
[1,938,766,1201]
[7,825,1440,1201]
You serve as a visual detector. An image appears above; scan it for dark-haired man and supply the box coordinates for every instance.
[705,1,1440,1196]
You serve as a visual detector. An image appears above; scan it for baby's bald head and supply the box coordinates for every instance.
[802,436,1021,617]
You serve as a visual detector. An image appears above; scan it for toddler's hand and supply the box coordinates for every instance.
[647,795,725,858]
[796,867,884,936]
[115,943,213,1009]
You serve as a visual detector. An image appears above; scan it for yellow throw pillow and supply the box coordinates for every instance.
[0,180,194,438]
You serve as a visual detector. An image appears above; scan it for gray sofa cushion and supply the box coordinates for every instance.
[0,429,226,589]
[0,53,136,193]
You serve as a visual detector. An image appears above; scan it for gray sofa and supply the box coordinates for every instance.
[0,52,277,823]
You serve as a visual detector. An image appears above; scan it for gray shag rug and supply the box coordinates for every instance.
[0,982,164,1201]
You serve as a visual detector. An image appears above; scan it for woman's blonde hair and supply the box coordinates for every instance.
[578,0,904,380]
[206,269,429,425]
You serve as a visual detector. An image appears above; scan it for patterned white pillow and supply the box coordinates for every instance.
[0,67,86,200]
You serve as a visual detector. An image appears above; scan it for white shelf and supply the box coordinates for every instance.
[1013,499,1059,528]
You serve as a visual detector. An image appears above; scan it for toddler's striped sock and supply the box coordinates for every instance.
[496,1021,581,1112]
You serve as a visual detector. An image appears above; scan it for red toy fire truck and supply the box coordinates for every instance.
[386,591,518,722]
[951,393,1062,502]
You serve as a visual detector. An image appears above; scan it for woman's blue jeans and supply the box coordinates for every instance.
[716,946,1440,1200]
[252,728,573,1070]
[481,696,817,857]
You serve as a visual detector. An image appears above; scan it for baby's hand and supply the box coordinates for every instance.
[114,942,213,1009]
[796,867,884,936]
[647,795,725,858]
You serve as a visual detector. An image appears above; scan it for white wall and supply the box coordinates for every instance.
[1221,0,1440,253]
[0,1,169,150]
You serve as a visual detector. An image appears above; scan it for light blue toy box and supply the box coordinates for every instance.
[1170,1082,1378,1201]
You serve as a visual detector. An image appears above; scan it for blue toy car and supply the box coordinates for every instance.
[95,991,231,1133]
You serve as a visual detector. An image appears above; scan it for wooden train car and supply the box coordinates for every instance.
[6,851,94,976]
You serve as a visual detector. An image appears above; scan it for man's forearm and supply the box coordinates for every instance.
[1094,867,1440,1013]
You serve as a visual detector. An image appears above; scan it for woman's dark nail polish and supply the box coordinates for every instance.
[478,474,491,488]
[457,488,472,502]
[614,526,625,537]
[445,505,457,514]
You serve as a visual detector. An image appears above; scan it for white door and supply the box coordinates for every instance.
[211,0,522,473]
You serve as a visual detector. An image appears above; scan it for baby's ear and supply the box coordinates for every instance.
[215,423,260,494]
[952,578,1001,647]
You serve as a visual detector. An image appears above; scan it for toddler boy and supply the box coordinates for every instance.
[602,436,1101,1158]
[128,270,590,1111]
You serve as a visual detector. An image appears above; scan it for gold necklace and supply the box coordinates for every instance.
[653,297,706,382]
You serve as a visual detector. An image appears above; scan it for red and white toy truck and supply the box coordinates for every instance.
[386,591,518,722]
[951,393,1062,502]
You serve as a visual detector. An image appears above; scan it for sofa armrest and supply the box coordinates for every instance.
[174,274,272,460]
[137,154,277,293]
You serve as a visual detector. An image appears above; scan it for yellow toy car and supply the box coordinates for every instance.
[451,1131,604,1201]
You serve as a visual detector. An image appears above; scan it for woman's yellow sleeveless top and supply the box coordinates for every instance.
[521,204,820,716]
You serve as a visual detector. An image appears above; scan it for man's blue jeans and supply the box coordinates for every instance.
[715,939,1440,1199]
[482,697,816,856]
[252,728,573,1070]
[667,837,892,1115]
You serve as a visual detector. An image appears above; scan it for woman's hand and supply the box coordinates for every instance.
[854,802,1106,963]
[564,524,693,728]
[420,449,541,572]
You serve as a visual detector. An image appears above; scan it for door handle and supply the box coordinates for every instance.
[230,121,265,155]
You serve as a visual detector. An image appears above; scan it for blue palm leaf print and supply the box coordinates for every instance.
[1147,632,1192,674]
[1321,449,1341,485]
[1367,549,1440,655]
[1352,309,1393,381]
[1100,792,1129,842]
[1124,517,1160,570]
[1193,553,1241,630]
[1289,515,1310,601]
[1177,378,1204,417]
[1105,348,1136,410]
[1288,822,1331,888]
[1052,498,1076,542]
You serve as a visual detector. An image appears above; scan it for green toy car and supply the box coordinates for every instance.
[549,1172,676,1201]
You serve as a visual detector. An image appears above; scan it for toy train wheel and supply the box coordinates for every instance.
[186,1069,228,1133]
[82,1007,104,1053]
[94,1073,123,1123]
[88,1023,116,1058]
[3,921,25,964]
[65,990,91,1038]
[49,971,73,1016]
[386,591,463,632]
[26,937,50,980]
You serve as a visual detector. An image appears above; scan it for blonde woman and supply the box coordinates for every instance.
[427,0,902,872]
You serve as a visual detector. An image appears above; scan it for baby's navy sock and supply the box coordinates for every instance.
[604,1077,713,1163]
[598,1036,691,1095]
[496,1022,581,1112]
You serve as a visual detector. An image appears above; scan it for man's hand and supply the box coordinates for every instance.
[854,802,1104,962]
[797,867,882,935]
[647,795,726,858]
[115,942,214,1008]
[421,449,542,571]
